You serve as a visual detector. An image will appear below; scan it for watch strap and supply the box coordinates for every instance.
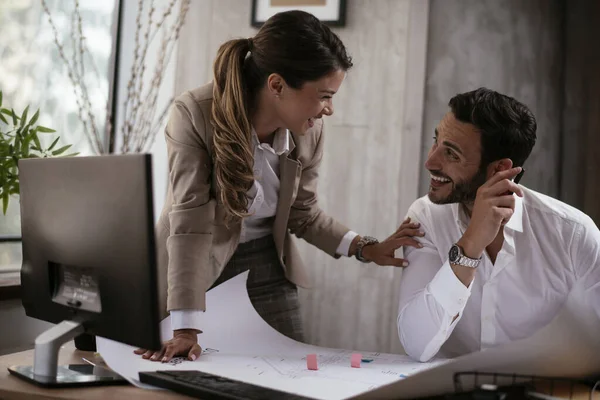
[449,243,481,269]
[355,236,379,263]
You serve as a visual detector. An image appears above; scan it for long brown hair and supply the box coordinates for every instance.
[211,10,353,222]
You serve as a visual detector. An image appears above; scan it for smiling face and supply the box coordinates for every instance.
[425,112,489,205]
[273,69,346,134]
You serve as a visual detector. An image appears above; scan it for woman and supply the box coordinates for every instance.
[136,10,423,363]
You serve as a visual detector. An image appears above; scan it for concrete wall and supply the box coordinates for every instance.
[420,0,564,198]
[560,0,600,224]
[175,0,429,354]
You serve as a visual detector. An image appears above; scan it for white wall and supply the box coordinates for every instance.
[174,0,429,354]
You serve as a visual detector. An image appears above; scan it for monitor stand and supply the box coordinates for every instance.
[8,320,127,387]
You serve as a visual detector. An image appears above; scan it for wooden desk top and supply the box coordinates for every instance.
[0,342,191,400]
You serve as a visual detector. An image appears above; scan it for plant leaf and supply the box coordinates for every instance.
[47,137,60,151]
[0,91,2,108]
[13,130,21,154]
[36,125,56,133]
[64,152,80,157]
[2,192,8,215]
[20,105,29,127]
[32,132,42,151]
[10,109,17,125]
[22,135,31,157]
[0,113,7,124]
[52,144,72,156]
[29,109,40,126]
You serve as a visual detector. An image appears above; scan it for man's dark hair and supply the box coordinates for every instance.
[449,88,537,168]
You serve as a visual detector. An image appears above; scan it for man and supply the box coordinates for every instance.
[397,88,600,362]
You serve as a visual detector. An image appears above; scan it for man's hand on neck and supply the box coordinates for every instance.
[451,167,524,287]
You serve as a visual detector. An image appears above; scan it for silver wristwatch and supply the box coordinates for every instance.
[355,236,379,263]
[448,243,481,268]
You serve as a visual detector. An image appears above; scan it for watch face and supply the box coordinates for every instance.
[449,245,459,262]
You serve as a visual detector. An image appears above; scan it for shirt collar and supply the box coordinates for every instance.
[272,128,290,155]
[506,194,524,232]
[251,127,290,156]
[452,192,524,233]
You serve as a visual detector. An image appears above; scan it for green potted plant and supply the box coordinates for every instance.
[0,90,77,215]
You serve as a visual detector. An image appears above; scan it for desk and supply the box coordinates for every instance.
[1,344,597,400]
[0,342,191,400]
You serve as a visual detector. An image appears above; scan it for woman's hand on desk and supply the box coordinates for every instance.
[133,328,202,362]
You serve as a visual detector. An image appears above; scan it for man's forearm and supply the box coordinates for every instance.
[452,235,481,287]
[398,260,473,361]
[398,295,455,362]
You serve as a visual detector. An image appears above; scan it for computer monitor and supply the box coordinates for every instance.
[8,154,162,387]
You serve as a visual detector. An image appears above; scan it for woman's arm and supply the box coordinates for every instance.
[164,93,216,313]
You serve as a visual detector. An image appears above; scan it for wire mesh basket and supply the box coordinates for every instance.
[447,371,600,400]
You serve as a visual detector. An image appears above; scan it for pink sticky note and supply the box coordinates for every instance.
[307,354,318,370]
[351,353,362,368]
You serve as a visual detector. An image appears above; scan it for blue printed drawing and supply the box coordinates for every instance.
[168,357,186,366]
[361,359,374,363]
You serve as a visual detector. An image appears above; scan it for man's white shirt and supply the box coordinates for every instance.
[397,186,600,362]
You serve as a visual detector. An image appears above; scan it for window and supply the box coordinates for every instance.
[0,0,117,274]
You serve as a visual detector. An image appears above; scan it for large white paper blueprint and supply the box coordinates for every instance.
[350,288,600,399]
[97,271,447,399]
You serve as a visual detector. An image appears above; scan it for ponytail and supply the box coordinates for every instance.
[211,38,254,222]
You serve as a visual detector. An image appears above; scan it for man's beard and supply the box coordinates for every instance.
[429,166,488,205]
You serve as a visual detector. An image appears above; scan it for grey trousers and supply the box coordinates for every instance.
[209,235,304,342]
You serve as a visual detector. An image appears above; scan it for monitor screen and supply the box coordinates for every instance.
[18,154,161,351]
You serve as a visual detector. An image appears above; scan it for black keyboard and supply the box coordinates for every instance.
[138,370,314,399]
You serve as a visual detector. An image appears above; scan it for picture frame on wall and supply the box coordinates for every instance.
[251,0,346,27]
